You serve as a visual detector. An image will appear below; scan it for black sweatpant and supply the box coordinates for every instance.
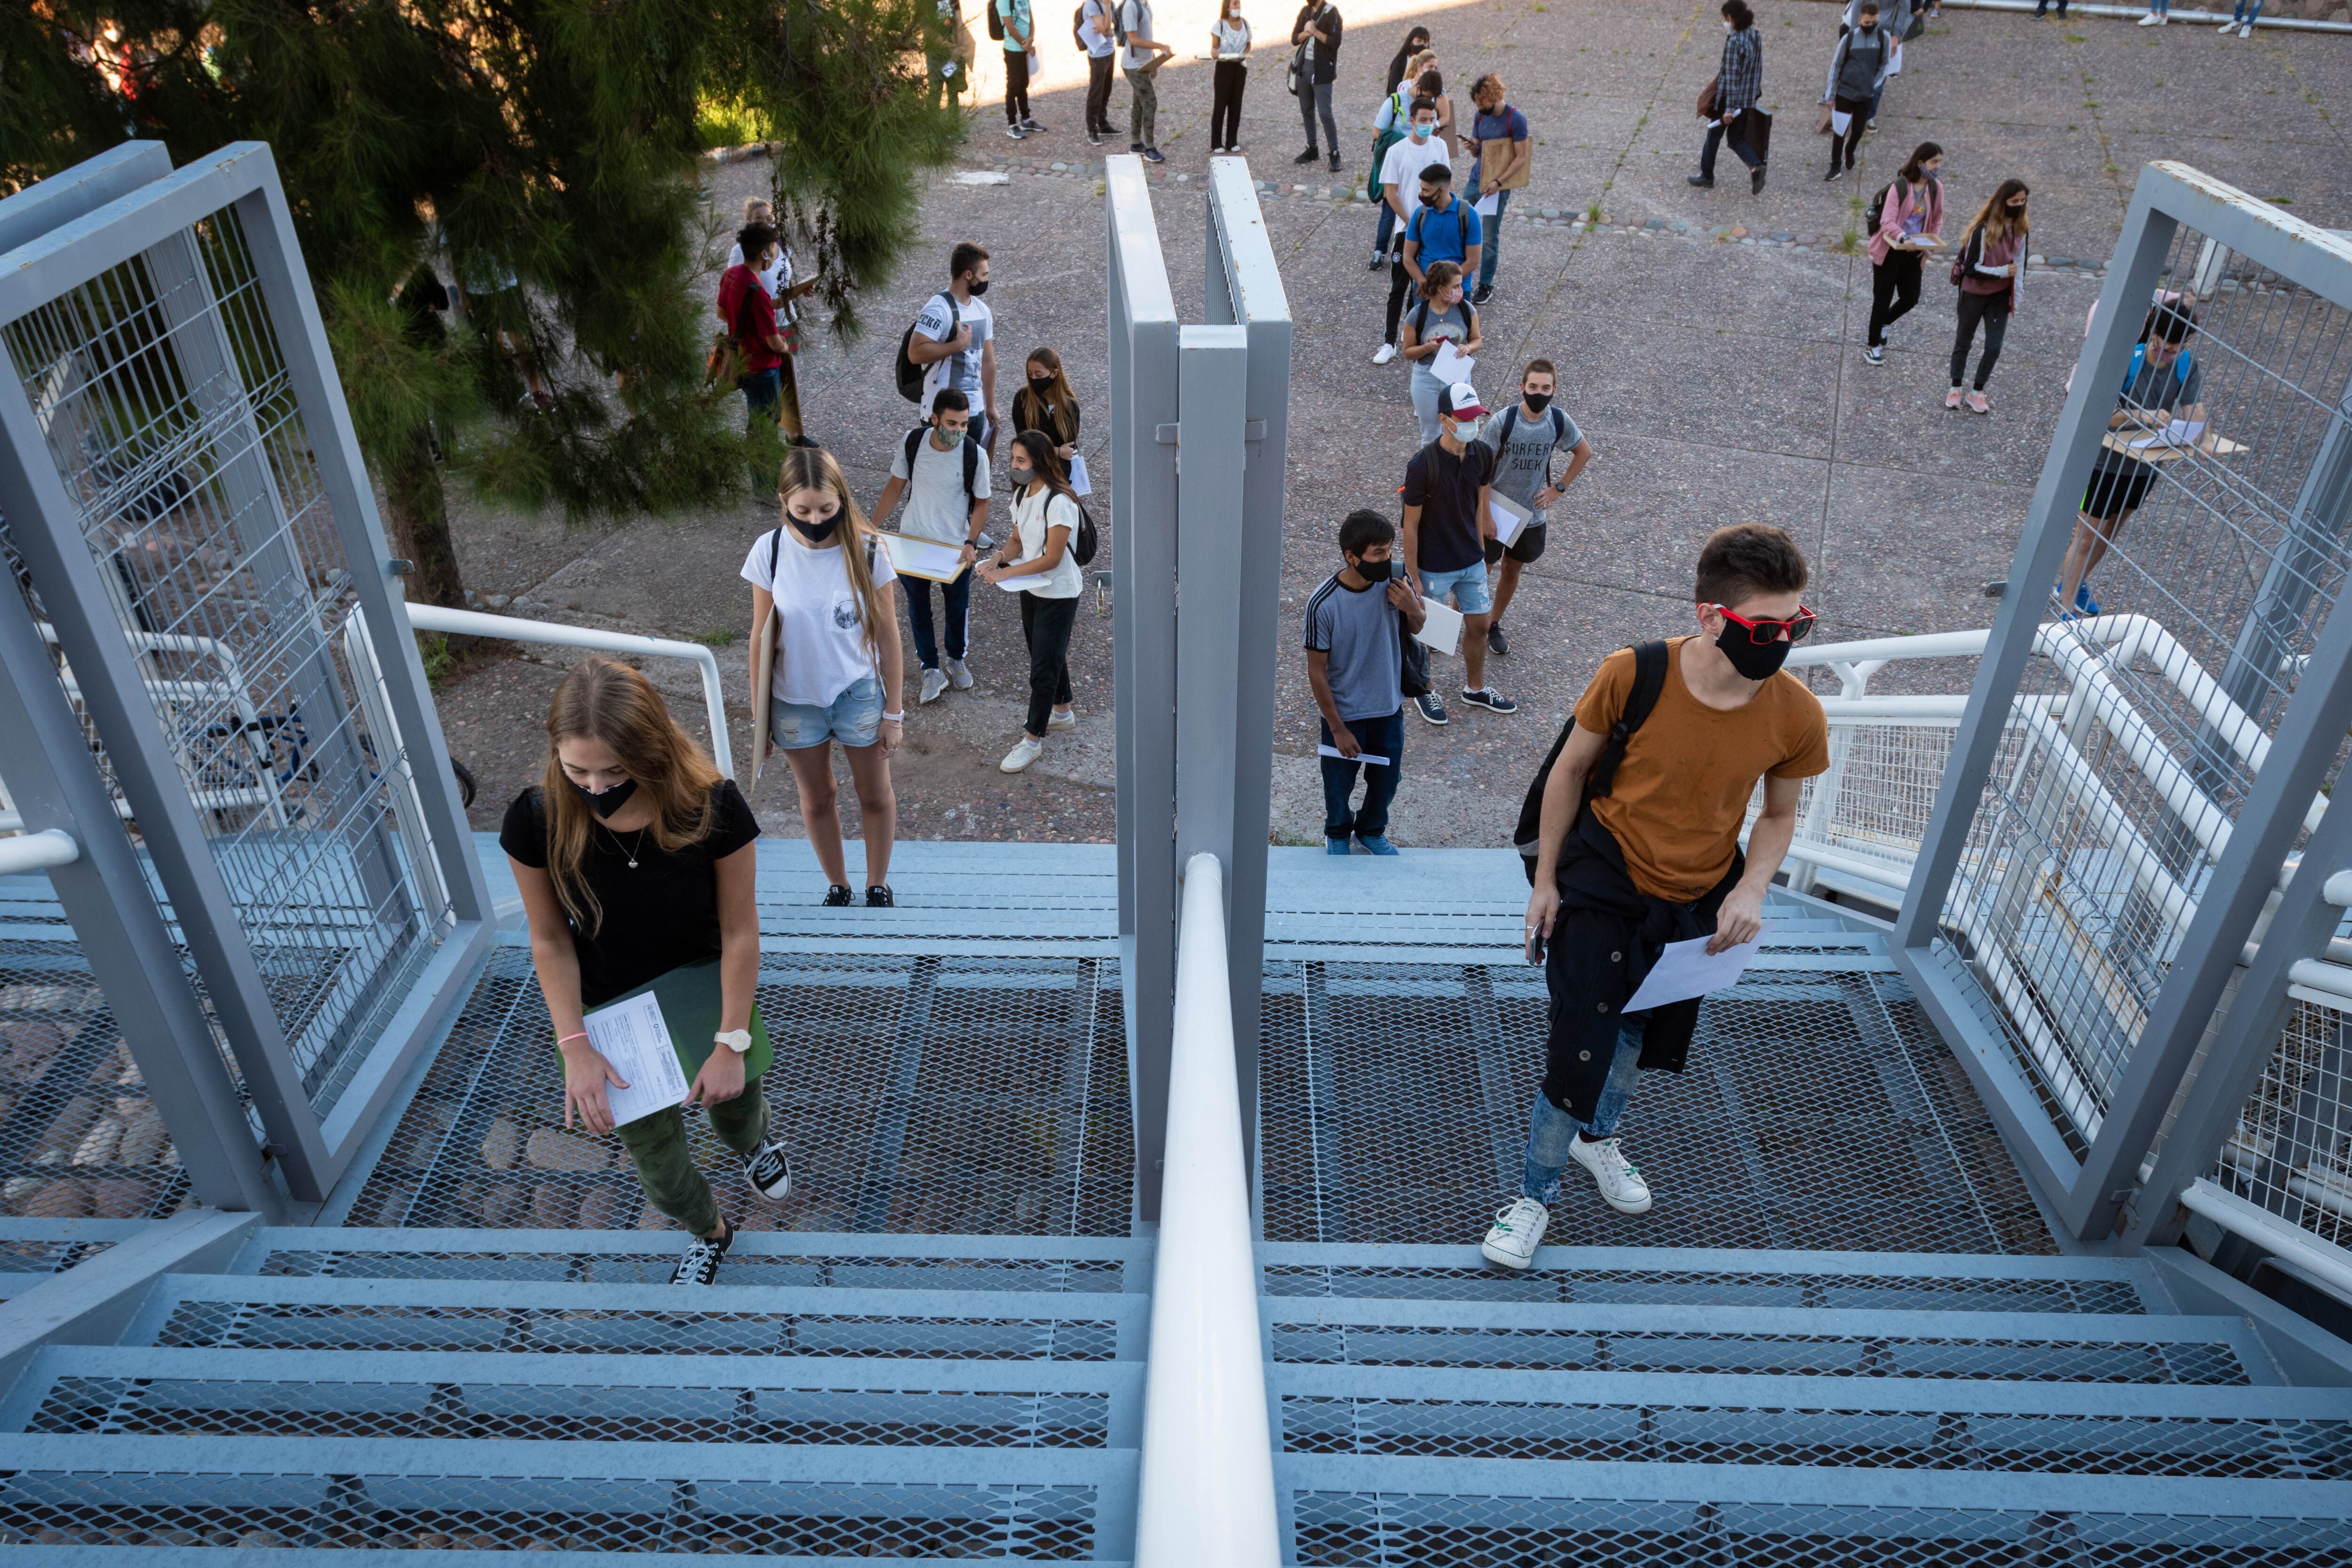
[1086,53,1115,134]
[1020,590,1078,737]
[1210,61,1247,149]
[1005,48,1032,125]
[1867,250,1922,349]
[1383,252,1414,347]
[1829,95,1870,173]
[1950,288,2014,391]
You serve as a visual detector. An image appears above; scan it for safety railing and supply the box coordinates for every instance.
[403,602,734,780]
[1132,852,1279,1568]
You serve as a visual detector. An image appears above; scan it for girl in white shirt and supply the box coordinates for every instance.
[739,447,907,906]
[978,430,1086,773]
[1208,0,1252,153]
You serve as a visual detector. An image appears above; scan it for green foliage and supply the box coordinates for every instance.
[690,626,739,647]
[698,97,772,151]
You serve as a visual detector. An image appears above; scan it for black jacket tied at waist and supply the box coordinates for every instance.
[1541,805,1744,1122]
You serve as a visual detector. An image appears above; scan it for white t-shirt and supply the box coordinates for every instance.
[739,527,900,708]
[1080,0,1115,57]
[1008,486,1086,599]
[1214,16,1250,58]
[1118,0,1155,71]
[913,290,993,415]
[891,430,990,546]
[1380,135,1452,207]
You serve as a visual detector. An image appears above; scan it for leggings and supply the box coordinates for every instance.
[1830,95,1870,172]
[1019,590,1078,737]
[1383,254,1414,346]
[1950,288,2013,391]
[1867,250,1922,349]
[1210,61,1247,148]
[1004,49,1031,125]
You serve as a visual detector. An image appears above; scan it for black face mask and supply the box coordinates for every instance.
[572,776,638,819]
[1523,392,1553,414]
[789,510,841,543]
[966,279,990,297]
[1422,191,1445,207]
[1351,556,1394,583]
[1028,376,1056,397]
[1716,623,1794,681]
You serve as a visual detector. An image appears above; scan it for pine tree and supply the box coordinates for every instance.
[2,0,961,610]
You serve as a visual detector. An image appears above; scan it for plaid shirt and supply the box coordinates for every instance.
[1718,27,1762,115]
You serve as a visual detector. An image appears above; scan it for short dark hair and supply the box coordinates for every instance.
[1523,358,1557,382]
[1858,0,1880,13]
[1722,0,1754,29]
[1420,161,1453,185]
[1695,524,1808,609]
[2145,301,2198,346]
[1340,510,1395,558]
[1409,93,1439,119]
[1415,69,1444,96]
[931,386,970,415]
[950,241,990,280]
[736,223,778,259]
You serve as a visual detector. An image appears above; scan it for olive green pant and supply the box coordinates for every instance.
[613,1083,771,1237]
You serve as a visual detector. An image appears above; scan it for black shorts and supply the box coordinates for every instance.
[1482,522,1548,568]
[2082,461,2156,521]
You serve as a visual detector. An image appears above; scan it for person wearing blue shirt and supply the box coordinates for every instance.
[1402,162,1482,278]
[1463,74,1529,305]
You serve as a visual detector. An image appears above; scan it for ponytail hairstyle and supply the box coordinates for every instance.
[774,446,891,667]
[539,658,721,936]
[1014,346,1079,443]
[1009,427,1079,503]
[1418,260,1464,302]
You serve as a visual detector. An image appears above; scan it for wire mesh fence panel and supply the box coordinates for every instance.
[2209,992,2352,1249]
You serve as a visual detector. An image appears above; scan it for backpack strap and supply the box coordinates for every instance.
[1497,405,1518,447]
[1513,640,1672,872]
[903,427,926,475]
[1456,200,1470,247]
[765,525,782,581]
[962,437,981,500]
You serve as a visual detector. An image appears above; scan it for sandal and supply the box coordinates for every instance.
[1944,388,1963,411]
[1964,391,1991,415]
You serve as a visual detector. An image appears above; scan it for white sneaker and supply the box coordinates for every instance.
[1046,708,1077,731]
[1479,1197,1550,1271]
[1000,736,1043,773]
[945,657,974,690]
[1568,1135,1654,1215]
[1371,342,1398,366]
[919,667,950,704]
[2137,10,2162,21]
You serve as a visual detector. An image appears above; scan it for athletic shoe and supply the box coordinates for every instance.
[920,667,950,704]
[1295,147,1320,164]
[742,1133,793,1201]
[1751,163,1768,196]
[1470,285,1494,307]
[670,1224,732,1285]
[1568,1135,1653,1215]
[1825,167,1844,182]
[1021,118,1046,132]
[1487,621,1510,656]
[1047,708,1077,731]
[822,884,853,907]
[1945,387,1964,411]
[1001,736,1043,773]
[1089,129,1104,145]
[1006,124,1028,140]
[1460,688,1518,715]
[1965,390,1991,415]
[1356,834,1399,856]
[1479,1197,1550,1270]
[1686,175,1715,188]
[2074,581,2101,617]
[1328,152,1342,173]
[1863,345,1885,366]
[865,884,895,908]
[1413,692,1449,726]
[1327,836,1352,856]
[2137,10,2163,21]
[1372,343,1398,366]
[1132,143,1146,154]
[1143,147,1166,165]
[1368,253,1388,271]
[945,657,975,690]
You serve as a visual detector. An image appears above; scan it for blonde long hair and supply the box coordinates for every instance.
[773,445,891,666]
[539,658,722,935]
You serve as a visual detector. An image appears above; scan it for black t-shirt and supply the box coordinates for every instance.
[500,780,760,1006]
[1402,438,1498,574]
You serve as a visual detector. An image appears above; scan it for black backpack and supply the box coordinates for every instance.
[1514,639,1669,884]
[1072,2,1089,49]
[894,293,959,404]
[1863,180,1894,238]
[902,426,983,501]
[985,0,1005,41]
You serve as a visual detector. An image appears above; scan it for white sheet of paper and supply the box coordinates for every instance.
[1829,109,1853,137]
[881,531,969,583]
[583,989,690,1128]
[1621,925,1772,1014]
[1428,340,1476,386]
[2128,418,2209,451]
[1067,451,1092,496]
[1414,596,1464,657]
[1474,191,1500,218]
[1489,491,1534,548]
[1318,744,1392,766]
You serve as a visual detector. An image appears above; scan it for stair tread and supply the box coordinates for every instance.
[154,1274,1143,1315]
[1262,1300,2228,1339]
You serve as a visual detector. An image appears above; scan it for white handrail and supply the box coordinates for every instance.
[403,602,735,779]
[2177,1178,2352,1303]
[0,829,79,876]
[1134,852,1279,1568]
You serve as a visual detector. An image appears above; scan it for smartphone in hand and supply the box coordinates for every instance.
[1525,930,1546,966]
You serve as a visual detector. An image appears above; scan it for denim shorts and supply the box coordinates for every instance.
[1421,563,1494,616]
[771,676,882,751]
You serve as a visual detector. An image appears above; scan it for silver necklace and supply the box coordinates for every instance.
[601,821,649,869]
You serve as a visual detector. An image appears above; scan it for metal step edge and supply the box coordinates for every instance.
[0,1432,1138,1487]
[235,1228,1149,1266]
[141,1275,1144,1320]
[1268,1363,2352,1417]
[1262,1301,2230,1343]
[1,1555,1104,1568]
[1255,1243,2159,1285]
[1272,1452,2352,1514]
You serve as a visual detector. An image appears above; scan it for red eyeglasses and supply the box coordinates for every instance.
[1708,603,1818,645]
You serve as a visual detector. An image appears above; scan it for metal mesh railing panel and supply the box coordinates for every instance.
[1282,1397,2352,1479]
[31,1377,1111,1449]
[349,947,1132,1237]
[0,939,190,1219]
[254,1248,1130,1292]
[0,1470,1096,1556]
[1260,961,2050,1253]
[3,199,452,1120]
[1262,1266,2140,1314]
[2209,992,2352,1248]
[1290,1492,2352,1567]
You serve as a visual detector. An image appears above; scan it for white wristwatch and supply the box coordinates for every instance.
[714,1028,753,1055]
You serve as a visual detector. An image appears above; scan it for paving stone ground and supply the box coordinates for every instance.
[428,0,2352,866]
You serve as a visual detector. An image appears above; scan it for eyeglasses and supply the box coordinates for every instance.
[1708,603,1817,645]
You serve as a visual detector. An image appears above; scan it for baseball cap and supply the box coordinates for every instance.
[1438,382,1486,419]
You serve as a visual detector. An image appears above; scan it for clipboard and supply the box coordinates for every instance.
[880,531,969,583]
[749,607,776,787]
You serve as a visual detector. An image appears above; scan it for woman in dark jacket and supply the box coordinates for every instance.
[1385,24,1430,94]
[1010,347,1083,479]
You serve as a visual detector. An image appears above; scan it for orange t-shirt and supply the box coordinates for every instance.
[1570,636,1831,902]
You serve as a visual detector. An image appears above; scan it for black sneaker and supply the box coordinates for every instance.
[1471,285,1494,307]
[1487,621,1510,656]
[1368,253,1387,271]
[1687,175,1714,188]
[742,1132,792,1201]
[865,884,895,907]
[1825,166,1843,182]
[1328,151,1342,173]
[1021,118,1046,133]
[1131,142,1146,154]
[1413,691,1449,726]
[1294,147,1319,165]
[822,884,853,907]
[670,1222,732,1285]
[1461,688,1519,714]
[1088,129,1103,146]
[1142,147,1165,165]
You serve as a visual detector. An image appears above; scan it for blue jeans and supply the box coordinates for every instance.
[1419,562,1493,616]
[2232,0,2261,19]
[739,367,781,492]
[1467,186,1510,292]
[771,677,883,751]
[1521,1022,1645,1202]
[902,567,971,670]
[1319,710,1402,841]
[1699,120,1763,181]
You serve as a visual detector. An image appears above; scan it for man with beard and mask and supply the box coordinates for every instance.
[1477,358,1593,660]
[907,242,1001,454]
[1479,524,1828,1269]
[1306,509,1428,855]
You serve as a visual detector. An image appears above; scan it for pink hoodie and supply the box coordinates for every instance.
[1867,174,1943,268]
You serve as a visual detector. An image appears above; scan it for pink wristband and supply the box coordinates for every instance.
[556,1032,588,1046]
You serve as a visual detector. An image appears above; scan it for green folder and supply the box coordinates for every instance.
[599,958,772,1083]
